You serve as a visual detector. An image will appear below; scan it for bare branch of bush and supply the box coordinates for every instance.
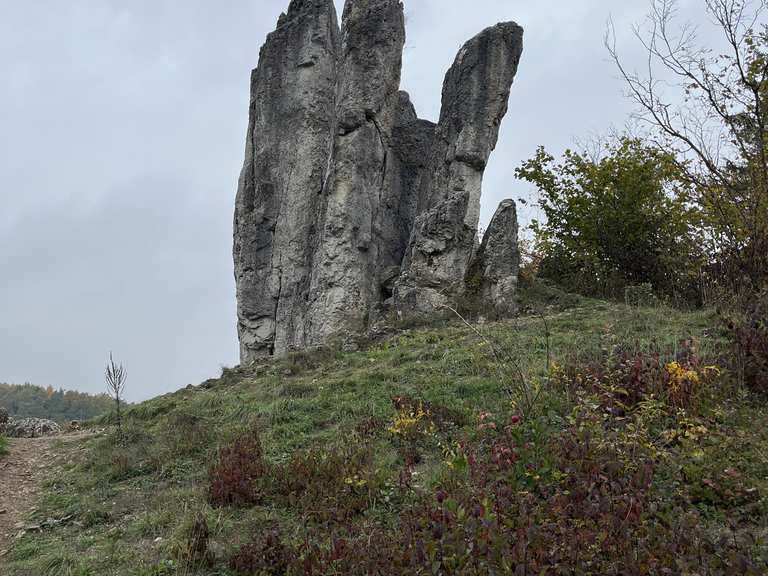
[606,0,768,289]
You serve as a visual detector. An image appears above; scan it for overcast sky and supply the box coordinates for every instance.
[0,0,715,401]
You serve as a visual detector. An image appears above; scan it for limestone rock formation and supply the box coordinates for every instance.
[395,22,524,314]
[234,0,523,362]
[465,199,521,316]
[375,92,437,306]
[233,0,339,359]
[305,0,406,344]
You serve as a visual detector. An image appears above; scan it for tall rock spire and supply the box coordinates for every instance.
[305,0,406,345]
[465,199,521,317]
[396,22,524,314]
[234,1,523,362]
[233,0,340,362]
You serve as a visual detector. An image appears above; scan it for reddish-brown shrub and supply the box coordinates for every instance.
[225,417,766,575]
[229,526,290,575]
[272,443,381,522]
[207,426,267,508]
[222,367,764,574]
[354,415,385,438]
[554,340,716,413]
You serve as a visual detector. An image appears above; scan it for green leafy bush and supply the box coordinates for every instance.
[624,283,657,307]
[516,137,703,302]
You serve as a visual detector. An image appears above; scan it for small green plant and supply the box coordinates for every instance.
[387,397,434,464]
[625,282,657,307]
[172,511,214,571]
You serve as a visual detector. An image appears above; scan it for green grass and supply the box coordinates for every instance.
[4,296,767,574]
[0,434,8,458]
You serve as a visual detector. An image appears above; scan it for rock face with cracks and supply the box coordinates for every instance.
[465,199,521,317]
[234,0,523,362]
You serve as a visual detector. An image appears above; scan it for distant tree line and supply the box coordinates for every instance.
[0,382,113,423]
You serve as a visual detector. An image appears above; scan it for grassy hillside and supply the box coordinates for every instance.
[6,295,767,575]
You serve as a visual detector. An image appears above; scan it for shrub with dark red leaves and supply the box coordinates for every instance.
[555,339,715,413]
[229,527,290,576]
[223,400,765,575]
[385,420,656,575]
[354,415,385,438]
[207,426,267,508]
[289,421,706,575]
[225,419,766,575]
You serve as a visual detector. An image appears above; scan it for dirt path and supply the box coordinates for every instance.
[0,433,90,557]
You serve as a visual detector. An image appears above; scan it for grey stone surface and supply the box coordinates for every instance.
[378,92,436,295]
[466,199,521,316]
[397,22,524,316]
[233,0,339,361]
[234,0,523,362]
[305,0,406,345]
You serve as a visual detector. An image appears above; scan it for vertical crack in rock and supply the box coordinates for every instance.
[305,0,405,347]
[234,1,523,361]
[377,92,436,302]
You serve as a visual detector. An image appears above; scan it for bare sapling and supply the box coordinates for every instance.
[105,352,127,435]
